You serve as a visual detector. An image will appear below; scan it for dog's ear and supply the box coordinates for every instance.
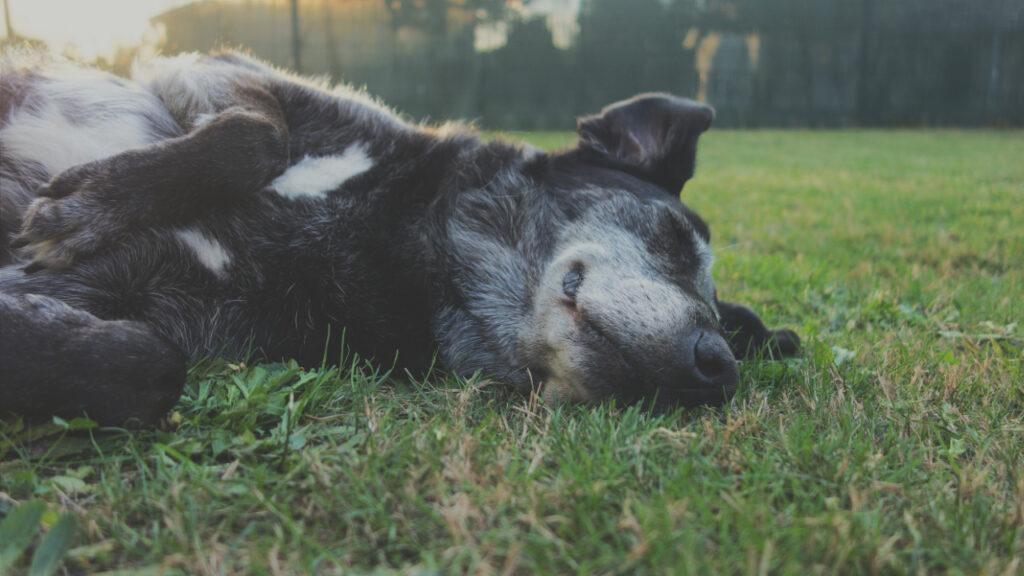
[577,93,714,194]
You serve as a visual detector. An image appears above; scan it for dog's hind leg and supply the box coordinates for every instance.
[9,54,291,270]
[0,292,186,425]
[0,53,183,267]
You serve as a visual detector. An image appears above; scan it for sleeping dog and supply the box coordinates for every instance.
[0,51,798,424]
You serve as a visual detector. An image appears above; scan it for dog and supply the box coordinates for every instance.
[0,50,799,424]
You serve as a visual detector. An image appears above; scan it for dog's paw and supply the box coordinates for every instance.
[770,329,800,357]
[15,197,110,272]
[14,167,121,271]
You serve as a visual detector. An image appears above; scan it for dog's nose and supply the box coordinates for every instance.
[683,329,738,392]
[633,327,739,408]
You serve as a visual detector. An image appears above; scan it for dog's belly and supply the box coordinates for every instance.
[0,64,185,265]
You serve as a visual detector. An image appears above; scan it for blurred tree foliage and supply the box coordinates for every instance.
[151,0,1023,128]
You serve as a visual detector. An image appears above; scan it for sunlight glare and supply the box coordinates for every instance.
[1,0,191,59]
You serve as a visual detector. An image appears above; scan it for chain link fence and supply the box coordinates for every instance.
[151,0,1024,128]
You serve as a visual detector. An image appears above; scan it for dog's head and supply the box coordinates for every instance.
[432,94,736,412]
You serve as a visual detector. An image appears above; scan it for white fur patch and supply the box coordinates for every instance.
[192,112,218,128]
[174,227,231,277]
[0,62,177,178]
[269,144,374,199]
[0,101,154,177]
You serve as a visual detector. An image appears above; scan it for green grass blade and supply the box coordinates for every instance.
[28,513,78,576]
[0,500,46,571]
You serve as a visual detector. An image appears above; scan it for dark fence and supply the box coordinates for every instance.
[152,0,1024,129]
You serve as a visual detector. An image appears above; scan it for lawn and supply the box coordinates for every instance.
[1,130,1022,575]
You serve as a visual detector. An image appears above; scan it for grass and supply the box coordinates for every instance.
[2,130,1022,575]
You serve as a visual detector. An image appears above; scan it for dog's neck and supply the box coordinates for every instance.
[271,128,543,375]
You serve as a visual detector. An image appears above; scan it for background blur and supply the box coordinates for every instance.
[2,0,1022,129]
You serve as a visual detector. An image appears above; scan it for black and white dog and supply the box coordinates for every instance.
[0,51,798,424]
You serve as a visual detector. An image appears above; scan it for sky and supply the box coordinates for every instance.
[0,0,584,59]
[1,0,191,59]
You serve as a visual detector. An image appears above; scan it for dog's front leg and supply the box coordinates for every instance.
[716,299,800,360]
[14,85,289,271]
